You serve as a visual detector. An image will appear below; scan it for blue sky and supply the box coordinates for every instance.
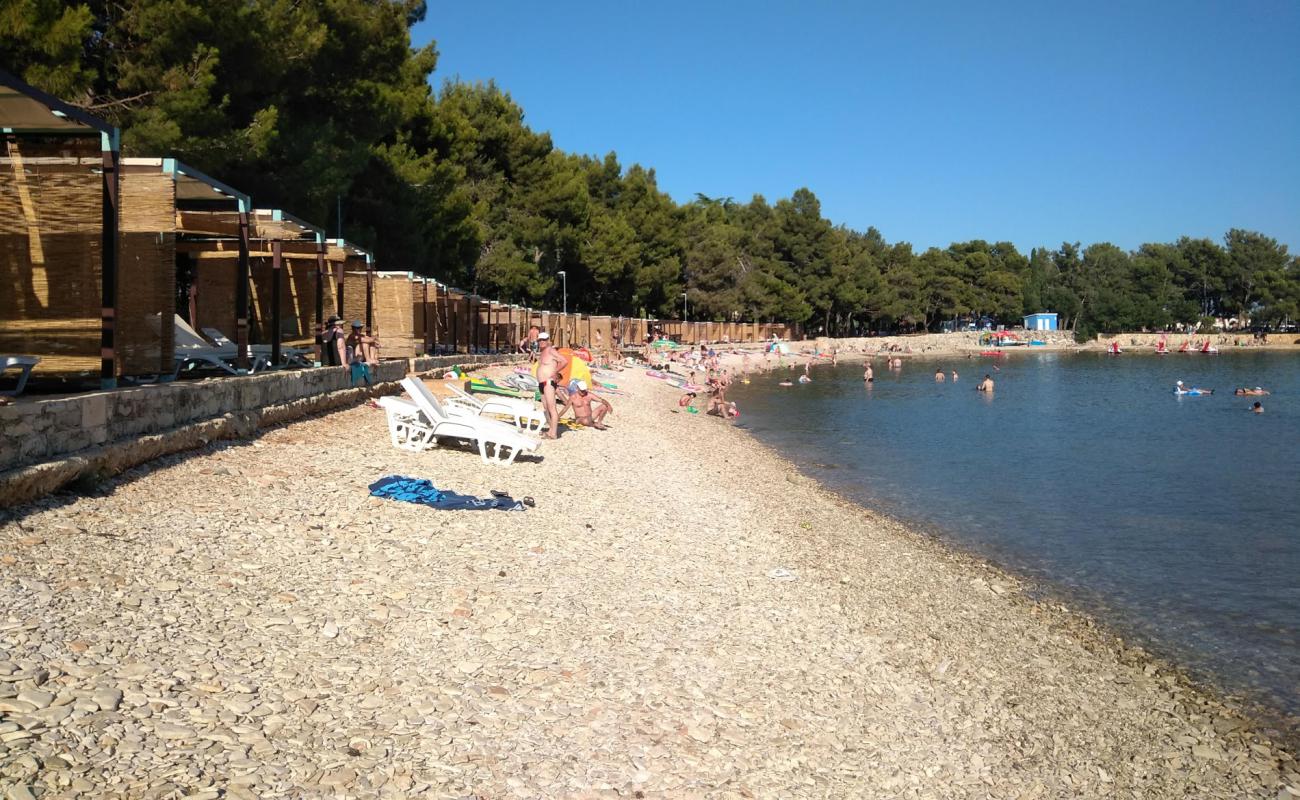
[412,1,1299,254]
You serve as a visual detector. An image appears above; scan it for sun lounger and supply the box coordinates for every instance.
[171,316,268,377]
[1,355,39,396]
[202,327,314,368]
[444,382,546,432]
[388,376,540,465]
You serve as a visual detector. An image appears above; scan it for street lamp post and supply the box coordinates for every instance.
[558,270,567,315]
[682,292,688,320]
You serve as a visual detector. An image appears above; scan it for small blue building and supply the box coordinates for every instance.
[1024,312,1058,331]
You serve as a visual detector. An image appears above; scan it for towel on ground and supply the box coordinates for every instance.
[368,476,525,511]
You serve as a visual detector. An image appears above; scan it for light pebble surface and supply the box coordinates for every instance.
[0,359,1296,799]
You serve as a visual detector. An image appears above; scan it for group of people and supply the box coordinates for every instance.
[321,316,379,390]
[519,325,614,439]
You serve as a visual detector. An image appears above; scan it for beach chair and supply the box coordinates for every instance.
[385,377,540,465]
[202,327,314,368]
[444,382,546,433]
[171,317,268,377]
[1,355,40,396]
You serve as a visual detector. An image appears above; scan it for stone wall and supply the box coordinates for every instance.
[0,354,523,507]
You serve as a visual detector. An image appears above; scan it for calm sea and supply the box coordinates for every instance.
[729,351,1300,728]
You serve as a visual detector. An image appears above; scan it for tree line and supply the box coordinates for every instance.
[5,1,1297,338]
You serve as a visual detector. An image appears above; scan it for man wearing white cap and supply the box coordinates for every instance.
[565,379,612,430]
[535,332,569,439]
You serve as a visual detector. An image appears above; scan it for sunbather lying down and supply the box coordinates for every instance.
[563,380,612,430]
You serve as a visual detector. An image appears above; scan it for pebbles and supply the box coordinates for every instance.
[0,361,1292,797]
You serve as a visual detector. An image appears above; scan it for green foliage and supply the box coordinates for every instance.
[4,3,1297,331]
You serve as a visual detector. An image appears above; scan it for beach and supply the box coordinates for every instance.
[0,360,1296,798]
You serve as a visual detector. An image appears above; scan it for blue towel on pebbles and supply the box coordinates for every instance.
[368,476,525,511]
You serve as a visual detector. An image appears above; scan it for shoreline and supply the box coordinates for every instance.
[722,415,1300,754]
[0,359,1296,796]
[669,341,1300,749]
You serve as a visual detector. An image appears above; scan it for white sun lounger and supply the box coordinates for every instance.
[444,382,546,433]
[384,376,540,465]
[1,355,39,396]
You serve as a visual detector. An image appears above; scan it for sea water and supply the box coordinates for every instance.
[729,351,1300,727]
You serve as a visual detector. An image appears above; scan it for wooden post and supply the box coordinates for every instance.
[365,259,374,335]
[271,240,283,366]
[99,139,119,388]
[450,293,458,353]
[433,283,441,354]
[236,211,251,369]
[314,242,325,362]
[335,260,344,324]
[422,280,431,355]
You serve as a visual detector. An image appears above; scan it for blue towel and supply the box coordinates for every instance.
[368,476,525,511]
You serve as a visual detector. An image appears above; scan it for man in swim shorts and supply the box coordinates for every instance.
[518,325,541,361]
[535,332,570,439]
[566,380,612,429]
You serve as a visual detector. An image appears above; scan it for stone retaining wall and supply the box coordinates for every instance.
[0,354,523,507]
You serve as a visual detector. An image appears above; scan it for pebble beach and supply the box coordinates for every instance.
[1,359,1297,799]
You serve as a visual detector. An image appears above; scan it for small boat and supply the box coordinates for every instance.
[1107,341,1123,355]
[980,350,1005,357]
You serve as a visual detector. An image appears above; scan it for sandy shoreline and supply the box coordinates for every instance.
[0,358,1297,797]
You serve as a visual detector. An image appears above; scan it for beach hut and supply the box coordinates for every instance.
[1024,312,1058,331]
[157,160,328,368]
[1,68,122,387]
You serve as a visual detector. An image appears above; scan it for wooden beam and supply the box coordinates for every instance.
[236,212,251,368]
[177,239,339,258]
[271,240,282,367]
[101,143,119,389]
[315,243,325,360]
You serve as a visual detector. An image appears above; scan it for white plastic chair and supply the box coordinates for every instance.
[444,382,546,433]
[387,377,541,465]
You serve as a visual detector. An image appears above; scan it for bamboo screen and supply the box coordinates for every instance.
[373,274,415,357]
[118,171,175,375]
[341,270,368,331]
[410,281,428,353]
[246,257,316,346]
[284,258,316,346]
[193,256,238,341]
[0,143,102,376]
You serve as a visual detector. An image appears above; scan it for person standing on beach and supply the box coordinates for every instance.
[518,325,541,361]
[535,332,569,439]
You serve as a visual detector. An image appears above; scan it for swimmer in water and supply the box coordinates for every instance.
[1234,387,1270,396]
[951,370,958,382]
[863,364,874,382]
[779,379,793,387]
[977,374,994,392]
[1252,401,1263,414]
[934,368,945,383]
